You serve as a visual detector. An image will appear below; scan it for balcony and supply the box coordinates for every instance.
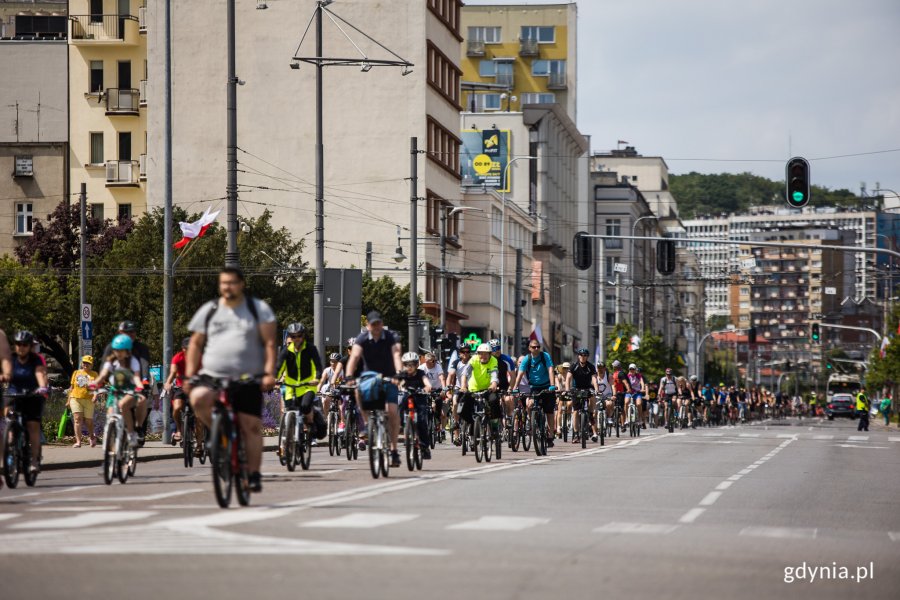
[105,88,140,115]
[467,40,485,56]
[519,39,539,56]
[495,72,514,88]
[139,5,147,33]
[70,14,139,45]
[106,160,139,187]
[139,80,147,106]
[547,71,567,90]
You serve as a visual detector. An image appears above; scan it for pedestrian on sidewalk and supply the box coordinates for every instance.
[68,356,99,447]
[856,386,870,432]
[879,393,891,427]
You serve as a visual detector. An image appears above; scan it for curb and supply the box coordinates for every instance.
[41,442,280,472]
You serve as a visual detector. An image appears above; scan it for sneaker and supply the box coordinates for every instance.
[391,451,401,467]
[311,440,319,447]
[358,440,367,451]
[547,438,555,448]
[73,442,82,448]
[90,436,97,448]
[137,432,146,448]
[591,434,598,442]
[29,461,40,475]
[128,432,138,448]
[248,472,262,493]
[641,422,646,429]
[423,448,432,460]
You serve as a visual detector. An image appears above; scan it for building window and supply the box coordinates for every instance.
[90,203,104,221]
[471,93,501,111]
[118,131,132,161]
[521,92,555,105]
[427,42,461,108]
[118,204,132,221]
[428,0,461,38]
[15,203,33,235]
[521,26,554,43]
[90,60,104,93]
[478,60,496,77]
[426,117,460,178]
[468,26,501,44]
[90,132,104,165]
[531,59,565,76]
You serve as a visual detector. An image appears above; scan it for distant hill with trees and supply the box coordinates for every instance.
[668,172,860,219]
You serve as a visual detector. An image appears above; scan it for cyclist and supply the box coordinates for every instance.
[627,364,647,429]
[317,352,342,434]
[658,368,678,427]
[595,360,613,426]
[418,352,446,434]
[6,331,49,474]
[808,391,818,418]
[93,334,145,449]
[447,344,472,445]
[489,340,516,431]
[701,382,714,424]
[345,310,404,467]
[277,322,323,449]
[566,348,598,443]
[555,362,572,437]
[397,351,433,459]
[0,329,11,383]
[460,343,500,443]
[163,337,191,444]
[184,266,278,493]
[68,355,98,448]
[610,360,628,428]
[335,337,359,383]
[512,340,557,447]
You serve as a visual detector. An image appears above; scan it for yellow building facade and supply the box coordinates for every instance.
[68,0,147,221]
[460,3,576,118]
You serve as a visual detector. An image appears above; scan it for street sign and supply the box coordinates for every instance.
[741,258,756,270]
[81,303,92,322]
[824,287,836,295]
[81,321,93,341]
[613,263,628,274]
[81,340,92,357]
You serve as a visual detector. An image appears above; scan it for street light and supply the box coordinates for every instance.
[441,206,481,329]
[630,214,657,328]
[500,156,537,353]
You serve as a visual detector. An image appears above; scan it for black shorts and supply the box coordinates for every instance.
[285,391,317,415]
[532,388,556,414]
[197,376,263,418]
[7,394,44,423]
[615,392,625,409]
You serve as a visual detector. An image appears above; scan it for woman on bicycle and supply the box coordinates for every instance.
[92,334,145,448]
[6,331,49,474]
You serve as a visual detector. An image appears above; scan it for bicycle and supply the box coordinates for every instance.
[557,393,572,442]
[403,389,426,471]
[2,391,43,488]
[607,396,622,439]
[471,391,492,463]
[340,387,360,461]
[663,394,676,433]
[205,375,260,508]
[625,393,641,437]
[647,398,660,428]
[572,389,594,449]
[429,389,443,446]
[98,387,139,485]
[528,391,549,457]
[368,407,390,479]
[678,396,690,430]
[278,385,312,472]
[594,395,607,447]
[325,389,342,457]
[509,392,530,452]
[178,389,207,468]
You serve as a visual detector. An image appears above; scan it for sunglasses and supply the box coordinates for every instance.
[15,342,30,347]
[529,346,540,350]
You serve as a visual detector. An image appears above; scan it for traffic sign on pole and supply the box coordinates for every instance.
[81,303,92,322]
[81,321,93,341]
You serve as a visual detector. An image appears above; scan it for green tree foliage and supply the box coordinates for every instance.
[865,305,900,395]
[361,273,422,342]
[669,172,860,219]
[605,323,678,383]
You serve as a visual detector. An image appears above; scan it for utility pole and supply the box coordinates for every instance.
[161,0,175,444]
[312,4,325,357]
[440,209,447,330]
[79,183,87,355]
[408,137,419,353]
[614,272,621,326]
[225,0,239,267]
[598,237,606,363]
[514,248,523,356]
[365,241,372,278]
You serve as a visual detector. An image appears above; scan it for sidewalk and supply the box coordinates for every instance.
[40,436,281,471]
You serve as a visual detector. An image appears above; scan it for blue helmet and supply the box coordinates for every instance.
[111,333,133,351]
[489,339,501,352]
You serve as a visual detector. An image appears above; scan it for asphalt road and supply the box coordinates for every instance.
[1,416,898,600]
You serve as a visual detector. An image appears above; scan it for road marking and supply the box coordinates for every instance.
[738,468,752,475]
[715,481,734,491]
[888,532,900,542]
[593,522,678,535]
[833,444,888,449]
[848,436,869,442]
[38,488,204,504]
[702,433,724,437]
[448,516,550,531]
[301,512,418,529]
[29,506,120,512]
[0,514,20,522]
[684,440,740,444]
[740,527,817,540]
[813,435,834,440]
[739,433,760,438]
[679,508,705,524]
[699,491,722,506]
[727,474,743,482]
[776,434,797,439]
[316,469,349,475]
[888,437,900,443]
[9,510,156,530]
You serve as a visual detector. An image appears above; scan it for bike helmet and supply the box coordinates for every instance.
[628,363,637,370]
[346,337,356,347]
[117,320,137,333]
[111,333,133,351]
[328,353,340,361]
[476,343,491,354]
[612,360,621,368]
[286,322,306,336]
[401,351,419,364]
[489,339,501,352]
[690,375,698,382]
[597,360,605,368]
[458,344,472,353]
[576,347,590,356]
[12,330,34,345]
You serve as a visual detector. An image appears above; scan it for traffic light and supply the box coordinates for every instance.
[573,231,592,271]
[810,323,820,342]
[747,326,757,345]
[785,157,810,208]
[656,239,676,275]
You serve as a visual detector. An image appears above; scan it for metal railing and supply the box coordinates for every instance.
[466,40,485,56]
[139,79,147,105]
[519,39,539,56]
[106,160,138,185]
[105,88,140,113]
[495,71,514,88]
[70,14,136,41]
[548,71,567,89]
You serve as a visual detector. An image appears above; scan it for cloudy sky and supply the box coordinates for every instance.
[465,0,900,194]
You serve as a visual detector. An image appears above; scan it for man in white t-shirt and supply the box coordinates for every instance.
[419,352,446,431]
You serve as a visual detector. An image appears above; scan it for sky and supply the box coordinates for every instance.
[464,0,900,195]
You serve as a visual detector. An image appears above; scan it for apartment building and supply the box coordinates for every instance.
[460,2,576,119]
[145,1,466,333]
[0,1,68,257]
[68,0,148,222]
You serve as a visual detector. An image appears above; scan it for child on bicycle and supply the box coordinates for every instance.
[396,352,432,459]
[92,334,145,448]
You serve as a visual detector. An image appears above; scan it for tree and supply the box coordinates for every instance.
[361,273,422,342]
[865,305,900,398]
[605,323,678,384]
[706,314,730,332]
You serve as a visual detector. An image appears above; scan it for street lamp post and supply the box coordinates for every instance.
[440,205,481,329]
[500,156,537,353]
[630,214,657,328]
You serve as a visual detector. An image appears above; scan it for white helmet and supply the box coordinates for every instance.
[628,363,637,370]
[476,343,492,353]
[401,352,419,363]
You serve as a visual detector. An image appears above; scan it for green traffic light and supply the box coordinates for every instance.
[792,191,805,203]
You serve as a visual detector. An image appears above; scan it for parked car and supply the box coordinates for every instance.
[825,393,855,420]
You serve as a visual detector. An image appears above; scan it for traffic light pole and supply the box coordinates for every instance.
[818,323,882,342]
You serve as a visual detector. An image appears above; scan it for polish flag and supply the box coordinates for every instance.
[529,323,545,349]
[173,207,221,249]
[880,336,890,359]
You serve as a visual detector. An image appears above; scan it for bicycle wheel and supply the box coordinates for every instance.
[183,413,194,468]
[562,411,569,442]
[350,420,359,460]
[538,414,547,456]
[368,417,380,479]
[405,419,415,471]
[277,413,287,466]
[484,424,492,463]
[101,421,116,485]
[473,417,483,463]
[522,412,531,452]
[428,414,436,450]
[532,413,541,457]
[284,412,297,472]
[461,423,468,456]
[598,410,606,446]
[327,412,337,457]
[379,427,390,478]
[614,409,620,438]
[235,436,251,507]
[346,416,356,461]
[495,423,502,460]
[117,442,130,484]
[299,423,312,471]
[3,424,19,489]
[414,430,423,471]
[581,413,588,449]
[511,414,520,452]
[210,412,233,509]
[198,426,209,465]
[127,444,138,477]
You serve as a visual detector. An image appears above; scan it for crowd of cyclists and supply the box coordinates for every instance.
[0,266,862,503]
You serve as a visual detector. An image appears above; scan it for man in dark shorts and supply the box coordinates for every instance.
[184,267,277,493]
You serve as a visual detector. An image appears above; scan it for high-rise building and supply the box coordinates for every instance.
[460,2,576,119]
[68,0,148,223]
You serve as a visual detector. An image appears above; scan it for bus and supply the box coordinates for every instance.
[826,374,861,398]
